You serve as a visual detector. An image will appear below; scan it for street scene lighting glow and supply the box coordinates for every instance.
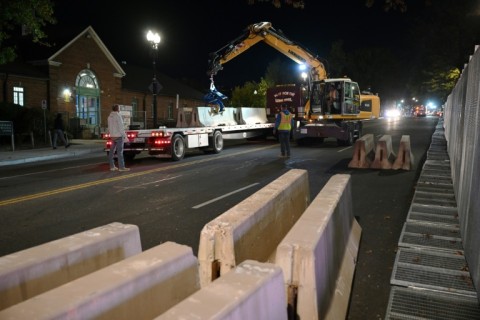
[146,30,161,48]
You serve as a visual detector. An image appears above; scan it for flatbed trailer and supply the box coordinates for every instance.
[103,107,274,161]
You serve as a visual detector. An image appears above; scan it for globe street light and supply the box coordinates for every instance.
[146,30,161,128]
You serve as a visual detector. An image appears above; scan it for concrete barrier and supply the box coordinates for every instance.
[392,135,414,170]
[0,222,141,311]
[175,106,189,128]
[0,242,199,320]
[197,169,310,287]
[371,134,396,169]
[275,174,361,320]
[196,106,238,127]
[157,260,287,320]
[348,133,374,168]
[235,107,270,125]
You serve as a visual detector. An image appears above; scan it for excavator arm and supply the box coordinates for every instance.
[208,22,327,82]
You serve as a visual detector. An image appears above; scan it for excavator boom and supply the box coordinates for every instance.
[208,22,327,82]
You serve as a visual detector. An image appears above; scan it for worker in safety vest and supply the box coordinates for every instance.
[274,104,294,157]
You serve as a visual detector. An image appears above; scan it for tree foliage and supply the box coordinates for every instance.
[264,58,300,86]
[0,0,56,65]
[230,78,270,108]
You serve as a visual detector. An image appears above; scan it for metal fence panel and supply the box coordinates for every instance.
[443,45,480,301]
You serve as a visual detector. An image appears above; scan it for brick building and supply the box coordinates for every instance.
[0,26,205,138]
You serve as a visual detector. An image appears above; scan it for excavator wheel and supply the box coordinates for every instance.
[337,123,354,146]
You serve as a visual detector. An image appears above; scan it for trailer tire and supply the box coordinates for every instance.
[171,134,185,161]
[211,131,223,154]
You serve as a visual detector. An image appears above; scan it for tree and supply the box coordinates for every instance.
[326,40,347,78]
[230,79,269,108]
[264,58,301,86]
[0,0,56,65]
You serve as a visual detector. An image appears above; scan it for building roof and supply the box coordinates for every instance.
[0,26,205,101]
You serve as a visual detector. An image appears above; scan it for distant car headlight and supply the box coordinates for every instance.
[386,109,401,118]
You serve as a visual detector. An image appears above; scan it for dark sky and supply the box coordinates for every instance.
[50,1,421,91]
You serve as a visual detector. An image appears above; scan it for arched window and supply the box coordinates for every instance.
[75,70,100,126]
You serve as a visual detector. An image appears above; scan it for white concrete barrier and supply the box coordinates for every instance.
[0,242,199,320]
[157,260,287,320]
[197,169,310,287]
[348,134,375,168]
[392,135,414,170]
[236,107,270,125]
[371,134,396,169]
[0,222,141,311]
[196,106,238,126]
[276,174,361,320]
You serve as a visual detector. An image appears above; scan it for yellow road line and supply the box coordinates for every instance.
[0,145,275,207]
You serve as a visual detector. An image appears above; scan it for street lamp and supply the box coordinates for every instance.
[146,30,161,128]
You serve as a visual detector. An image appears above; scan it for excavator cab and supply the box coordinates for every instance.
[308,79,361,118]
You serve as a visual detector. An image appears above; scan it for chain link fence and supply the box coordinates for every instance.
[443,45,480,299]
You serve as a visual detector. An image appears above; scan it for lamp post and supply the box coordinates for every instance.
[146,30,161,128]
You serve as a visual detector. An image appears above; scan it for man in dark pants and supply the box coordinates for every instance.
[274,104,294,157]
[53,113,70,149]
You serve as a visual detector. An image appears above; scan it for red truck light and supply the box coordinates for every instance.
[106,140,112,148]
[102,133,111,139]
[126,132,137,138]
[151,131,164,137]
[154,138,170,145]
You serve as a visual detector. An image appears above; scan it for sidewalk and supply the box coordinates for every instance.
[0,139,105,167]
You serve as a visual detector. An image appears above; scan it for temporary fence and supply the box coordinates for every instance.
[443,44,480,299]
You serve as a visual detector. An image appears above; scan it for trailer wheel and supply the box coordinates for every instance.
[211,131,223,154]
[171,134,185,161]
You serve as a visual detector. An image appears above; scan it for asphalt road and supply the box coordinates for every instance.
[0,116,439,319]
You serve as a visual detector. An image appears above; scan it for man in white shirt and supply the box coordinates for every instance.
[107,105,130,172]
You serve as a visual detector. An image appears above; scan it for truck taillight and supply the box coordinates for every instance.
[151,131,164,137]
[102,133,110,139]
[106,141,112,148]
[154,138,170,145]
[126,132,137,138]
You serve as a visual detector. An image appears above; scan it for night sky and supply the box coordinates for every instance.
[48,0,477,100]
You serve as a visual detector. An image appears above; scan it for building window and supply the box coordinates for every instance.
[131,97,138,114]
[75,69,100,126]
[13,87,24,106]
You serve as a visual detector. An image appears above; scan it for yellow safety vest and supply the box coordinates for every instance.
[278,112,292,131]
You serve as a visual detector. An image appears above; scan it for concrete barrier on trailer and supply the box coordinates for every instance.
[276,174,361,320]
[371,135,396,169]
[0,222,141,311]
[348,134,375,168]
[196,106,238,127]
[392,135,414,170]
[0,242,199,320]
[176,106,189,128]
[236,107,270,125]
[197,169,310,287]
[157,260,287,320]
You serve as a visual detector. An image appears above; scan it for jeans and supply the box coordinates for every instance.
[278,130,291,156]
[109,137,125,169]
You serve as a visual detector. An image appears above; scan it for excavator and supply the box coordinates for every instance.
[206,21,380,145]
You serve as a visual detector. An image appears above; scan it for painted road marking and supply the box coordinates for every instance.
[192,183,259,209]
[0,145,275,207]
